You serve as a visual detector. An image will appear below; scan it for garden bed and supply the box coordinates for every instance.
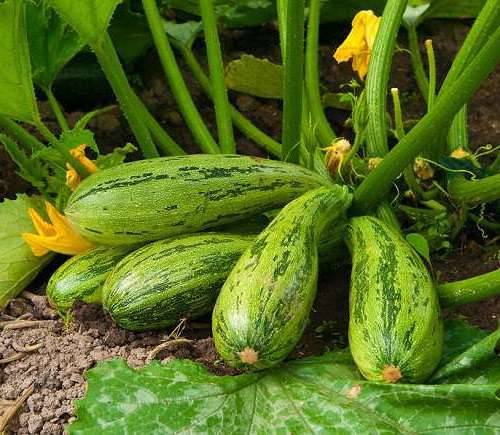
[0,19,499,434]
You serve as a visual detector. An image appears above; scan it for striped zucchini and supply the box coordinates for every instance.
[102,233,254,331]
[46,246,132,316]
[65,154,328,245]
[212,186,352,370]
[347,216,443,383]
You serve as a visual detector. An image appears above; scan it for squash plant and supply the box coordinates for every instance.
[0,0,499,431]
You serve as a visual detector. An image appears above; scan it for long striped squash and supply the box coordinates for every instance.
[46,246,132,316]
[212,186,352,369]
[65,154,328,245]
[102,233,254,331]
[347,216,443,383]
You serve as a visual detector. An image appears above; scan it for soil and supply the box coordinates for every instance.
[0,19,499,434]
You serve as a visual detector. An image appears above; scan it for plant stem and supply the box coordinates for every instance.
[94,34,159,158]
[441,0,500,153]
[45,88,69,131]
[448,174,500,204]
[438,268,500,307]
[305,0,335,147]
[281,0,305,163]
[366,0,407,156]
[376,202,400,231]
[391,88,405,139]
[0,116,45,151]
[425,40,436,111]
[180,49,281,157]
[200,0,235,153]
[352,26,500,214]
[142,0,219,154]
[35,120,89,176]
[406,24,429,102]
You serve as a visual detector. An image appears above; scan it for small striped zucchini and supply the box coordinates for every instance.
[102,233,254,331]
[347,216,443,383]
[65,154,328,245]
[46,246,132,316]
[212,186,352,369]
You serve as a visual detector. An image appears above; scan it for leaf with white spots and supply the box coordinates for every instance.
[69,321,500,434]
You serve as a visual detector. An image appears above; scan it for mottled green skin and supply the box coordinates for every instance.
[65,154,327,246]
[102,233,254,331]
[347,217,443,383]
[46,246,133,315]
[212,186,351,370]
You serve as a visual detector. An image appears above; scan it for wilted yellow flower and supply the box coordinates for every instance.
[413,158,435,181]
[450,147,471,159]
[324,139,352,176]
[66,144,98,191]
[22,202,94,257]
[368,157,383,171]
[333,10,381,80]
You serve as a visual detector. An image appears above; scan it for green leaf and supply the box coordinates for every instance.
[109,2,153,64]
[59,128,98,154]
[45,0,123,46]
[95,143,137,169]
[0,195,53,308]
[25,0,85,91]
[165,21,203,50]
[405,232,431,263]
[0,0,39,122]
[69,321,500,434]
[225,55,283,99]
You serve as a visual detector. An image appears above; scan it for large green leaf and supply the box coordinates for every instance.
[0,0,39,122]
[69,321,500,434]
[0,195,53,308]
[45,0,123,46]
[25,0,85,91]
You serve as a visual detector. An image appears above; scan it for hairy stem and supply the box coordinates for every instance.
[142,0,219,154]
[406,24,429,102]
[0,116,45,152]
[45,88,69,131]
[200,0,235,153]
[448,174,500,204]
[305,0,335,146]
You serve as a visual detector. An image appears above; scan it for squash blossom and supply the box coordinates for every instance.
[333,10,380,80]
[66,144,98,191]
[324,139,351,176]
[22,202,94,257]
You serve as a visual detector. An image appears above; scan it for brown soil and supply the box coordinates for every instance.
[0,19,499,434]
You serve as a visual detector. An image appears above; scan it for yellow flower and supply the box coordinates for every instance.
[324,139,352,176]
[66,144,98,191]
[333,10,381,80]
[22,202,94,257]
[450,147,471,159]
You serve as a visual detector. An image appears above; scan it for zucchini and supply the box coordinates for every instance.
[65,154,327,245]
[102,233,254,331]
[212,186,352,369]
[46,246,132,316]
[347,216,443,383]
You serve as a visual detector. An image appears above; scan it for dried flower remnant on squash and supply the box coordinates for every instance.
[239,347,259,365]
[333,10,381,80]
[413,158,435,181]
[382,365,402,383]
[22,202,94,256]
[324,139,352,176]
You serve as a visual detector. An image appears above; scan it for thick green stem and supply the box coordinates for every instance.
[406,24,429,102]
[366,0,407,156]
[281,0,305,163]
[0,116,45,151]
[180,49,281,157]
[305,0,335,146]
[142,108,186,156]
[448,174,500,204]
[94,34,159,158]
[200,0,235,153]
[438,268,500,307]
[45,87,69,131]
[352,26,500,214]
[441,0,500,153]
[35,120,89,176]
[142,0,219,154]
